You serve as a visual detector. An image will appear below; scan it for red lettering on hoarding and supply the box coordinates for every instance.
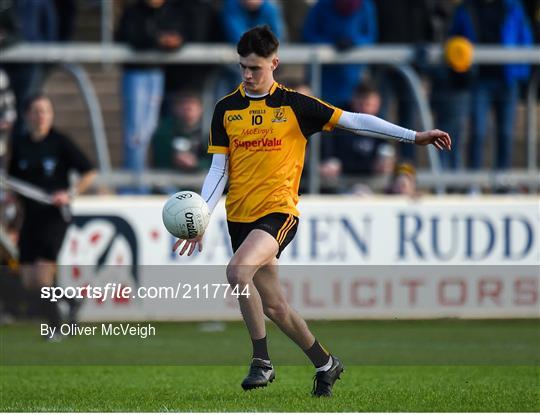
[333,280,341,306]
[401,279,425,306]
[384,280,392,305]
[303,281,324,307]
[478,278,502,305]
[515,278,538,305]
[227,274,537,315]
[438,278,466,306]
[282,279,293,304]
[351,279,376,307]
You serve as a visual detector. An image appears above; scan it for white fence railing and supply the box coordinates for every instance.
[2,43,539,64]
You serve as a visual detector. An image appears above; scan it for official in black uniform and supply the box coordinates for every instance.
[8,94,96,339]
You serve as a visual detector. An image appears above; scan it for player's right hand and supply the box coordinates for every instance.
[51,190,71,206]
[173,235,204,256]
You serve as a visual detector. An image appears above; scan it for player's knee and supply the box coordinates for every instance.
[264,301,289,322]
[226,258,256,286]
[226,263,251,287]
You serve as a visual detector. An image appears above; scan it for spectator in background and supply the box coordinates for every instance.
[432,35,474,170]
[222,0,286,43]
[524,0,540,41]
[280,0,311,42]
[0,187,22,323]
[53,0,76,41]
[0,69,16,141]
[14,0,57,42]
[450,0,533,171]
[116,0,184,194]
[302,0,377,108]
[0,69,15,217]
[152,90,211,179]
[0,68,17,256]
[2,0,58,138]
[374,0,455,163]
[164,0,218,101]
[284,79,313,96]
[0,0,19,129]
[320,82,396,194]
[217,1,286,99]
[0,0,19,49]
[387,162,417,197]
[8,94,96,338]
[0,69,20,322]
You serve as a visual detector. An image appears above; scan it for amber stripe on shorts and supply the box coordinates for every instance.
[277,215,297,245]
[276,214,293,245]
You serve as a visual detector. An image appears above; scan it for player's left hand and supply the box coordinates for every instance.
[415,129,452,151]
[173,235,204,256]
[51,190,71,206]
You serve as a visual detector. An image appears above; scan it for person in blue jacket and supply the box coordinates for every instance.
[302,0,377,108]
[450,0,533,171]
[222,0,285,43]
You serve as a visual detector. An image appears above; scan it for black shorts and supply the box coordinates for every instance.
[227,212,299,258]
[18,208,69,263]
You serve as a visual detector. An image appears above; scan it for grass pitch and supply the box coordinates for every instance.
[1,320,539,412]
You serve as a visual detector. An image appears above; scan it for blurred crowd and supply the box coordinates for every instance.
[0,0,538,198]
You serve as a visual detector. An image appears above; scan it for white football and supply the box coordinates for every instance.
[162,191,210,239]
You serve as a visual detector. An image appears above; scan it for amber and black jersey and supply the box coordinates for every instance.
[208,82,342,222]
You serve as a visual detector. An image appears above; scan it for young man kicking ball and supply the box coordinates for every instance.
[173,26,451,396]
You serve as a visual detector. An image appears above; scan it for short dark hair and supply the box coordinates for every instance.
[24,92,50,112]
[174,89,201,103]
[237,25,279,58]
[354,82,379,98]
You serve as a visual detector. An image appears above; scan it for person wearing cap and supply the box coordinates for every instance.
[446,0,533,171]
[387,162,417,197]
[432,34,474,171]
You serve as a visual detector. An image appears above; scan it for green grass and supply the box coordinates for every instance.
[1,320,539,412]
[1,365,538,412]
